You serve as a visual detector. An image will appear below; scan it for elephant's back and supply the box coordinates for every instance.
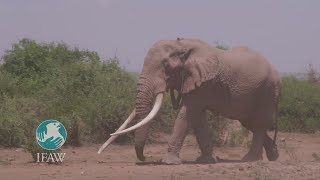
[216,47,280,116]
[200,46,281,121]
[219,47,273,93]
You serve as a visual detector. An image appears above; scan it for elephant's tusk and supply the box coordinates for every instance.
[110,93,164,136]
[97,109,136,154]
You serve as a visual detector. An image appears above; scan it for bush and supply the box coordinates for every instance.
[0,96,43,147]
[279,76,320,133]
[0,39,136,148]
[207,112,228,146]
[156,94,177,133]
[307,64,320,83]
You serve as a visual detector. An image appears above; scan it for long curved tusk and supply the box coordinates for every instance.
[110,93,164,136]
[97,109,136,154]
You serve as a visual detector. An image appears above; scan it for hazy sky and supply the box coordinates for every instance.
[1,0,319,72]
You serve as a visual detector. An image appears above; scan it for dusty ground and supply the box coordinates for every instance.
[1,132,320,180]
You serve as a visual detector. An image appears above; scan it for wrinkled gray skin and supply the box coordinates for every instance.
[134,38,281,164]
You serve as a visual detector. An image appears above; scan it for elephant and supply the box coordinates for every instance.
[98,38,281,165]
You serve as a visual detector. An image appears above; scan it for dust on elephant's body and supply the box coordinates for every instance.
[100,38,281,165]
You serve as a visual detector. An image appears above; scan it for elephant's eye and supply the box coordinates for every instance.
[163,60,174,74]
[169,51,180,58]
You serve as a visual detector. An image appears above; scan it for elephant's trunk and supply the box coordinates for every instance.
[97,73,165,160]
[134,77,156,161]
[133,75,166,161]
[134,127,148,161]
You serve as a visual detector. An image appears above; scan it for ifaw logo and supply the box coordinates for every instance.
[36,120,67,163]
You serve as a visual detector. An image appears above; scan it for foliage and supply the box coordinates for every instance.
[307,64,320,84]
[215,41,229,50]
[0,96,43,147]
[155,94,177,133]
[0,39,136,148]
[207,112,228,146]
[227,127,250,147]
[216,45,229,50]
[278,76,320,133]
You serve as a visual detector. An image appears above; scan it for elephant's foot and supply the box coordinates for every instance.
[196,155,216,164]
[265,146,279,161]
[242,131,264,162]
[241,151,263,162]
[161,152,182,165]
[264,141,279,161]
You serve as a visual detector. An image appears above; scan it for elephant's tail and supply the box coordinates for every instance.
[273,103,278,143]
[273,87,281,143]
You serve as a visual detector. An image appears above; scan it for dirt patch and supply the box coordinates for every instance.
[1,132,320,180]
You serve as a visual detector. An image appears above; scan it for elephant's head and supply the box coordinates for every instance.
[98,38,221,160]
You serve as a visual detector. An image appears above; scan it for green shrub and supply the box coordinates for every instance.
[0,39,136,148]
[156,94,177,133]
[207,112,228,146]
[0,96,43,147]
[226,126,250,147]
[279,76,320,133]
[0,70,18,97]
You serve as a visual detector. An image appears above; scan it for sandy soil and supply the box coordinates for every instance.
[1,132,320,180]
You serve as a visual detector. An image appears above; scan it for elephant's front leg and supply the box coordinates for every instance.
[192,111,216,164]
[162,105,190,165]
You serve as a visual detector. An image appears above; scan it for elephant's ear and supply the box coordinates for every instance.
[181,52,220,93]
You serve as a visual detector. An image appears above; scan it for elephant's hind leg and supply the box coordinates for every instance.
[242,131,264,162]
[192,111,216,164]
[264,133,279,161]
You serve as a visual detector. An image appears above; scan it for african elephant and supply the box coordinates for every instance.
[98,38,281,165]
